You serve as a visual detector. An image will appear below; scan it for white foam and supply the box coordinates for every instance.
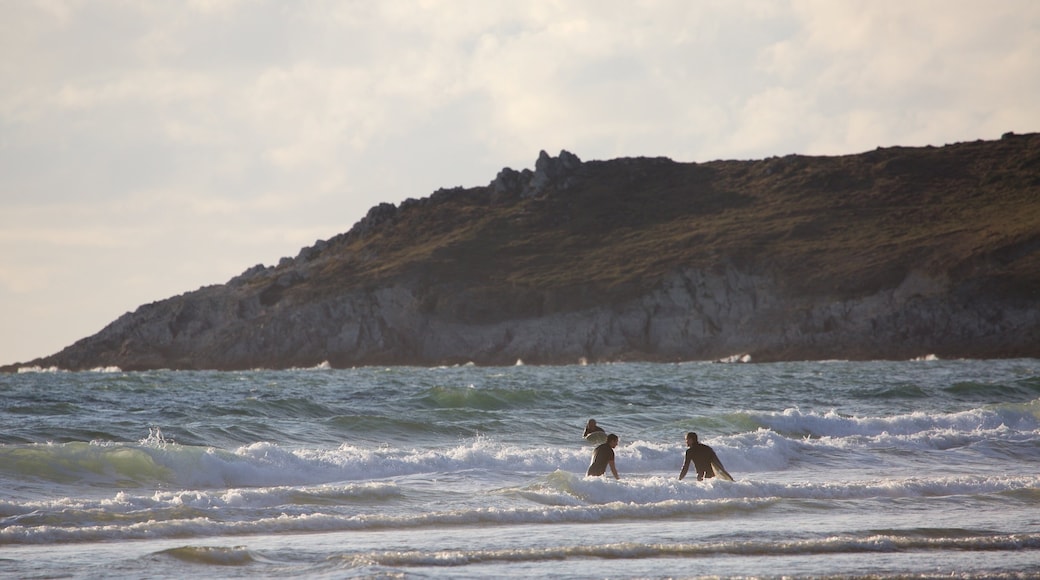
[341,532,1040,568]
[288,360,332,370]
[15,365,122,373]
[4,472,1037,545]
[749,404,1040,438]
[16,365,62,373]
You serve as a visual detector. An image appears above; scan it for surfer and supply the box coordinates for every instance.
[583,419,605,438]
[679,432,727,481]
[587,433,620,479]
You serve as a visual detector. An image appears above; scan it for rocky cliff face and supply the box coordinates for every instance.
[8,133,1040,370]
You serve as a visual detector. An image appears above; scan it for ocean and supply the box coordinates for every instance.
[1,358,1038,579]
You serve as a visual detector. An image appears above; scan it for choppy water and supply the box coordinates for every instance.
[2,359,1038,579]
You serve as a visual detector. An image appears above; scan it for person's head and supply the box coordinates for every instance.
[587,419,597,428]
[607,433,619,447]
[686,432,698,445]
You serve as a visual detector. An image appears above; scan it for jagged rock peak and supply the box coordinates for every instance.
[535,149,582,174]
[491,149,583,199]
[525,149,582,197]
[339,201,400,243]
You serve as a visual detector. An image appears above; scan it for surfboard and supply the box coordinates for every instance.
[711,460,734,481]
[584,431,607,445]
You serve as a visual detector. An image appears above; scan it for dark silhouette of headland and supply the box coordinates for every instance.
[5,132,1039,371]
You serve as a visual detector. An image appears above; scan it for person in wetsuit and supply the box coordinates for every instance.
[587,433,619,479]
[583,419,605,438]
[679,432,725,481]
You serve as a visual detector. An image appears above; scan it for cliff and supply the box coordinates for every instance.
[6,133,1040,371]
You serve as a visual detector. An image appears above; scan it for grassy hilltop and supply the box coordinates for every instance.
[255,133,1039,324]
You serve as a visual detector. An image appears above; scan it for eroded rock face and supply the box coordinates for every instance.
[29,261,1038,371]
[8,136,1040,371]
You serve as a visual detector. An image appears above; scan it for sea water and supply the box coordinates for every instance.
[1,359,1038,579]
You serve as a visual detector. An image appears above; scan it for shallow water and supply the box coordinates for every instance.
[2,359,1038,578]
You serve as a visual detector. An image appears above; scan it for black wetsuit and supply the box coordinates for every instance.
[587,442,614,476]
[583,425,605,437]
[685,443,721,480]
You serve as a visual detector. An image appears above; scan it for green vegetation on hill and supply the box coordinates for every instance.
[280,133,1040,321]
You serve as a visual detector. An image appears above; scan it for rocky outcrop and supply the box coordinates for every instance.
[6,136,1040,371]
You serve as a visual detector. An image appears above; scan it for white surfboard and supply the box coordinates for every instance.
[584,431,608,445]
[711,460,734,481]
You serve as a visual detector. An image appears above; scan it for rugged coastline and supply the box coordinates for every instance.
[5,133,1039,371]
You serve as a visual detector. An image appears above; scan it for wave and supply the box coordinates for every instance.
[0,435,593,489]
[0,434,795,490]
[288,360,332,371]
[15,365,122,373]
[205,396,339,420]
[156,545,262,566]
[3,471,1037,545]
[416,385,546,410]
[740,401,1040,439]
[3,398,1038,490]
[0,481,401,529]
[325,414,476,443]
[529,470,1040,506]
[945,376,1040,399]
[16,365,63,373]
[339,532,1040,568]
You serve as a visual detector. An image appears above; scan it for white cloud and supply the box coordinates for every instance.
[1,0,1038,363]
[753,0,1040,154]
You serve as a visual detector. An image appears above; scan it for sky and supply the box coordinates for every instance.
[2,0,1039,365]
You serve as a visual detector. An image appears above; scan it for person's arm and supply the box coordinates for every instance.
[679,456,691,480]
[608,458,619,479]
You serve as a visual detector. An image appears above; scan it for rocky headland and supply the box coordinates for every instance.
[5,133,1040,371]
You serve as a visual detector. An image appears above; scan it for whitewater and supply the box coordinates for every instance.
[1,359,1038,579]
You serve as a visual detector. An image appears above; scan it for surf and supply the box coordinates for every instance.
[4,470,1038,545]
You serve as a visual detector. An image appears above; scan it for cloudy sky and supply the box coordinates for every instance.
[2,0,1038,365]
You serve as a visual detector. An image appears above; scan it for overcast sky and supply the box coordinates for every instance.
[2,1,1038,365]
